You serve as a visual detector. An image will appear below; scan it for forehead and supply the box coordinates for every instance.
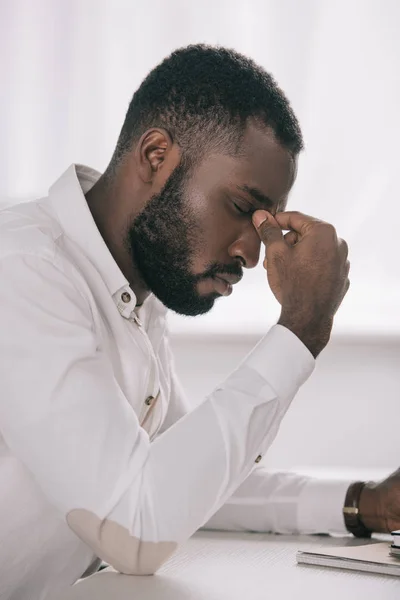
[189,124,297,210]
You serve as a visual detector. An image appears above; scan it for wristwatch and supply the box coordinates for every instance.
[343,481,372,538]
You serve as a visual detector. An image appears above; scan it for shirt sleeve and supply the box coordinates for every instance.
[164,342,350,537]
[0,252,314,576]
[203,467,351,535]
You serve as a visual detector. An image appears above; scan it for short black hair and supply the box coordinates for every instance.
[113,44,303,167]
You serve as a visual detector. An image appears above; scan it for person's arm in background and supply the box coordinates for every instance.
[163,330,400,538]
[162,343,351,537]
[204,458,400,537]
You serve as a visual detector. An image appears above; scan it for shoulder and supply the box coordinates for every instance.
[0,199,89,301]
[0,198,63,263]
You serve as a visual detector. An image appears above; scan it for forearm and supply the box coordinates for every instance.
[69,326,314,574]
[203,468,351,535]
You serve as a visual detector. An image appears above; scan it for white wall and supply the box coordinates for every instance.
[1,0,400,337]
[170,332,400,473]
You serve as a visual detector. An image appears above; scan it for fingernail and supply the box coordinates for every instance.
[252,211,268,228]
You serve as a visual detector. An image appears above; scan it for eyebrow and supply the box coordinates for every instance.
[236,185,275,210]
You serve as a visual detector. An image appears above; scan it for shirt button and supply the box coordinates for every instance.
[145,395,154,406]
[255,455,262,463]
[121,291,131,304]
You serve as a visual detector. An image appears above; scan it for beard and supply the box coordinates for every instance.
[126,163,241,316]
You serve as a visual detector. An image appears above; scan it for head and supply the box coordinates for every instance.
[104,45,303,316]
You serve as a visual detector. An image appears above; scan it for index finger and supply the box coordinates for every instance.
[274,211,322,234]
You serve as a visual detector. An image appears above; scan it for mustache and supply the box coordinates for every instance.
[196,262,243,282]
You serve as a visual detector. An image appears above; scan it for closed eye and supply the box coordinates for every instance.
[233,201,252,215]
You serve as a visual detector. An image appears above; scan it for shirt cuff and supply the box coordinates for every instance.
[244,325,315,400]
[297,477,353,534]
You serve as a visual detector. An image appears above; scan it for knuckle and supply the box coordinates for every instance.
[314,222,338,244]
[320,222,336,235]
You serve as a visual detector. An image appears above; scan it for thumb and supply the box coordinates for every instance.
[252,210,285,247]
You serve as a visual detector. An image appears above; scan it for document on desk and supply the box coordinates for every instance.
[296,542,400,577]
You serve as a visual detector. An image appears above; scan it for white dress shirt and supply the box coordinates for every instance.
[0,165,351,600]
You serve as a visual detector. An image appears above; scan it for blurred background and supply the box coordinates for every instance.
[0,0,399,476]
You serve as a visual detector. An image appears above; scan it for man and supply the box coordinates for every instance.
[0,45,398,600]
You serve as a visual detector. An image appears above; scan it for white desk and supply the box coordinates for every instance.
[56,530,399,600]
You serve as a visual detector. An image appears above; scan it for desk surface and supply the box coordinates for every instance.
[56,530,399,600]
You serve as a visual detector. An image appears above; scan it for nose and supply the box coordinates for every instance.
[227,226,261,269]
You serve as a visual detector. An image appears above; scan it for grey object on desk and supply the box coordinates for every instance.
[297,541,400,577]
[54,531,399,600]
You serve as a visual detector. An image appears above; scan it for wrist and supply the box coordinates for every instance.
[278,311,333,358]
[358,481,385,533]
[343,481,373,537]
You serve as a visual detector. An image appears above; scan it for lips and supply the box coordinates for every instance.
[215,273,242,286]
[213,276,233,296]
[213,272,242,297]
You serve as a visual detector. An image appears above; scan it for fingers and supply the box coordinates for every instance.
[252,210,286,248]
[338,237,349,259]
[274,211,321,234]
[265,239,300,268]
[284,230,298,246]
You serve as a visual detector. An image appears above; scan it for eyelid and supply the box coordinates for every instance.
[233,199,253,214]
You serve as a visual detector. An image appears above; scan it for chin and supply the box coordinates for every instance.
[157,292,219,317]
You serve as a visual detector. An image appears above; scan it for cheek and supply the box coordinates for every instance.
[189,214,233,274]
[190,246,214,275]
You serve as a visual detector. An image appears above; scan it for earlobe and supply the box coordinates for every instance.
[137,129,173,183]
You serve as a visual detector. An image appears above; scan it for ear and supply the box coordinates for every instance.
[136,128,179,184]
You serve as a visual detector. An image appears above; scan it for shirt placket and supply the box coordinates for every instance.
[117,288,161,439]
[130,312,161,438]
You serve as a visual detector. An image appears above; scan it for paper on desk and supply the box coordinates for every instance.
[297,542,400,577]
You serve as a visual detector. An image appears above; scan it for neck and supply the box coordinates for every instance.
[85,174,150,305]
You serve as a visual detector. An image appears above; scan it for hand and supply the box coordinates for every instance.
[253,210,350,357]
[359,469,400,533]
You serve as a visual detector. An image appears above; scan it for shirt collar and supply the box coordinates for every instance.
[48,164,138,318]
